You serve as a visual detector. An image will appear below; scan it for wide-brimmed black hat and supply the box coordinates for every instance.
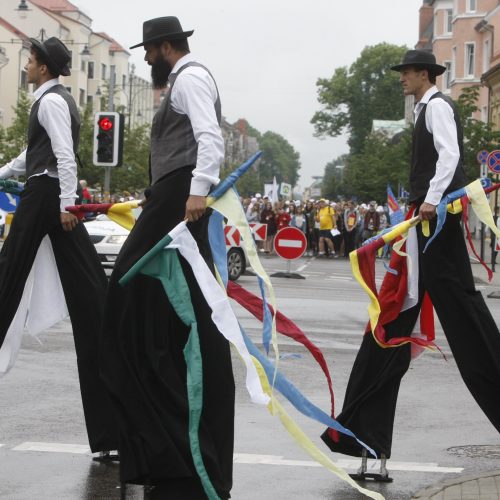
[130,16,193,49]
[29,37,71,76]
[391,50,446,76]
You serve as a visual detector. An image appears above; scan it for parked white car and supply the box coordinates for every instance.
[84,214,131,267]
[84,213,251,281]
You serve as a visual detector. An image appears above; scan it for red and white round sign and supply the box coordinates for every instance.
[273,227,307,260]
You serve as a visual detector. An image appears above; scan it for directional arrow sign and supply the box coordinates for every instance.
[249,223,267,241]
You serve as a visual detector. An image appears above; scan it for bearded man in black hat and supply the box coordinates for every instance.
[0,37,117,455]
[99,16,234,499]
[321,50,500,479]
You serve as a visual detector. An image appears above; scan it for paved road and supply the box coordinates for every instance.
[1,255,499,499]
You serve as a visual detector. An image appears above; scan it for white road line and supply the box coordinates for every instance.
[13,442,90,454]
[233,454,463,474]
[8,444,462,474]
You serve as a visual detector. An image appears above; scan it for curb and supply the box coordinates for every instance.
[412,469,500,499]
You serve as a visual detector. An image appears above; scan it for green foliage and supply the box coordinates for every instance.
[0,91,32,165]
[322,154,349,199]
[455,86,500,181]
[312,43,408,154]
[258,131,301,186]
[325,129,412,203]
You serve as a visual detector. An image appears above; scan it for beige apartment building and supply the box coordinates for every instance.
[417,0,500,124]
[0,0,153,128]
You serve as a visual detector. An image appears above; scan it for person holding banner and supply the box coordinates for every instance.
[99,17,234,499]
[321,49,500,479]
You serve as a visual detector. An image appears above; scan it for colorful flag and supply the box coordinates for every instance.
[387,184,404,226]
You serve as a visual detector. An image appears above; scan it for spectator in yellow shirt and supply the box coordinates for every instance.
[315,199,336,257]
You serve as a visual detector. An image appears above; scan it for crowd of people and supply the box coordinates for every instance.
[242,194,399,258]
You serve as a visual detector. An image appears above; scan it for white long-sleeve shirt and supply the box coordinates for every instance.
[414,86,461,206]
[169,53,224,196]
[0,79,77,212]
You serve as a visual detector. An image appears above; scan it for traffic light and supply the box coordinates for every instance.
[93,112,124,167]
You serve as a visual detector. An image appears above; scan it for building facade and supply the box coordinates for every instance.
[0,0,153,128]
[417,0,500,122]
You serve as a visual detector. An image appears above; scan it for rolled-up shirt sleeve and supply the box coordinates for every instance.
[38,93,77,212]
[172,69,224,196]
[424,98,461,206]
[0,150,27,179]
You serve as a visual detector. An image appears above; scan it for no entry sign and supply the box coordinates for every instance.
[274,227,307,260]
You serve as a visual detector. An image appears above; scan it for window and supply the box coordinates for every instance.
[122,74,127,88]
[79,89,85,107]
[444,61,452,89]
[87,61,94,79]
[20,70,28,90]
[65,86,72,94]
[87,95,94,108]
[67,51,72,70]
[467,0,476,12]
[481,106,488,123]
[483,39,490,73]
[80,59,85,72]
[465,43,475,77]
[445,9,453,33]
[452,47,457,81]
[101,63,107,79]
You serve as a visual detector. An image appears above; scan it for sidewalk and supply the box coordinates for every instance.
[412,469,500,499]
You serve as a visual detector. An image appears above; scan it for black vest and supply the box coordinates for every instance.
[26,84,80,179]
[150,62,221,185]
[409,92,466,203]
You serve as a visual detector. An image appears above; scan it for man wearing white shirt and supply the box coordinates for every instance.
[100,17,234,499]
[0,37,117,455]
[321,50,500,478]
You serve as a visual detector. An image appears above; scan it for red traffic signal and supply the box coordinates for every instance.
[98,117,114,131]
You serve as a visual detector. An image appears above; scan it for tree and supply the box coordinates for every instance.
[455,86,500,181]
[0,91,32,165]
[258,131,301,187]
[341,128,412,202]
[322,155,349,199]
[311,43,408,154]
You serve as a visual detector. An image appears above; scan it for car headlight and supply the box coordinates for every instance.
[106,235,128,245]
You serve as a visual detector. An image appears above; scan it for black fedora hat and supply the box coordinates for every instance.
[30,37,71,76]
[391,50,446,76]
[130,16,194,49]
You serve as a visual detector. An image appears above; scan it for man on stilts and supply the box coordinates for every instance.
[99,17,235,499]
[321,49,500,481]
[0,37,117,456]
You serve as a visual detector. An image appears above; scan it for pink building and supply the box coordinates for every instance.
[417,0,500,122]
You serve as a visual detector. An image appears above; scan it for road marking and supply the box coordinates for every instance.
[13,442,90,454]
[233,454,463,473]
[8,444,463,474]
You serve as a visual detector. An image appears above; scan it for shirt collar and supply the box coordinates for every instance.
[33,78,59,101]
[416,85,439,107]
[171,53,196,76]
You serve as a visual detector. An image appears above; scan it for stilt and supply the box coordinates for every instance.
[92,450,120,463]
[349,451,393,482]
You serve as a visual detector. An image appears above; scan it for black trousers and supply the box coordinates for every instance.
[100,167,235,499]
[0,176,117,453]
[322,212,500,458]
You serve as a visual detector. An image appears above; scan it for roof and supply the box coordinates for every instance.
[94,32,129,54]
[29,0,79,12]
[0,16,29,40]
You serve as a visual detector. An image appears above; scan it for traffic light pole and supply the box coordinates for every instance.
[103,65,115,199]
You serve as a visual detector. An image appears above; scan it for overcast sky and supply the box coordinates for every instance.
[77,0,422,189]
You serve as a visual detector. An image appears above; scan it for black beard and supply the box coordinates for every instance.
[151,55,173,89]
